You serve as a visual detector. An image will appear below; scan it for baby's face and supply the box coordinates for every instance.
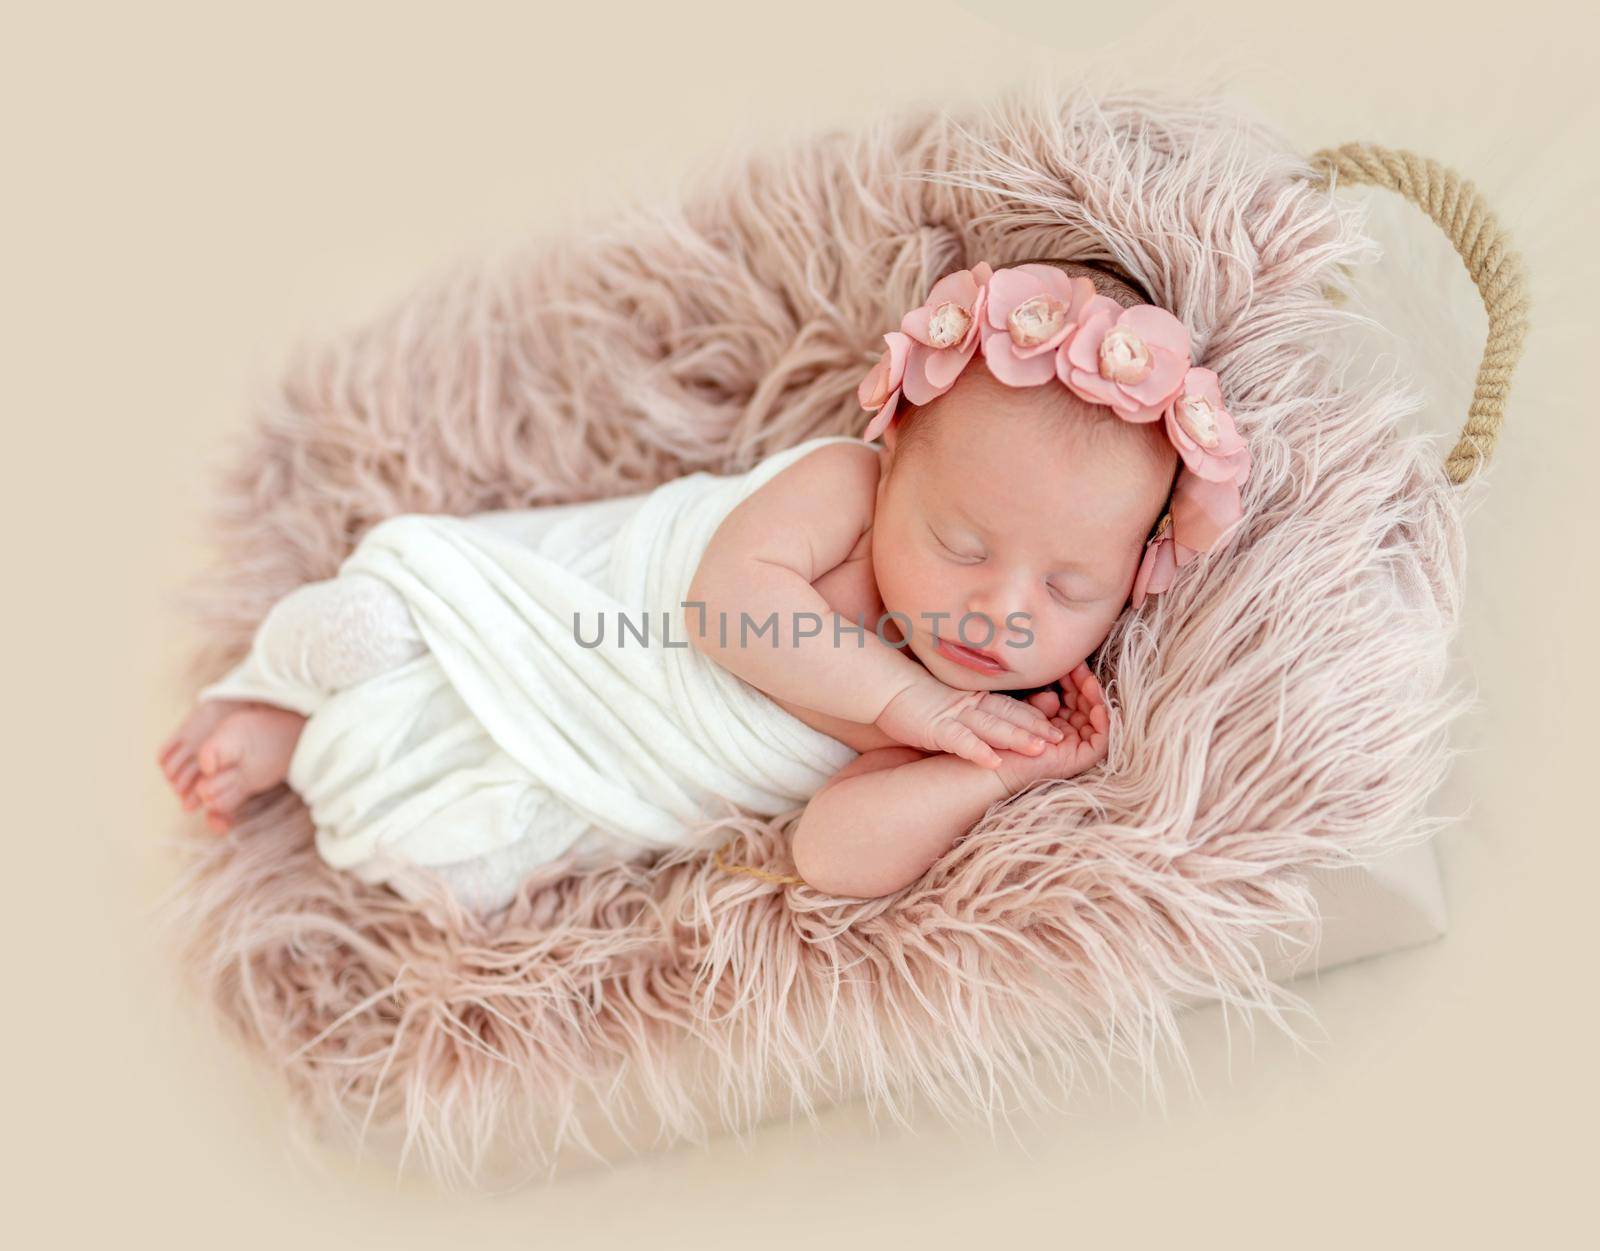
[871,367,1176,692]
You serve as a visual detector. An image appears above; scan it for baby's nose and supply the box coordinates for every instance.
[958,593,1011,648]
[964,579,1040,646]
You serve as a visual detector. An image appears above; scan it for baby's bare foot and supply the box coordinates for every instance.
[192,705,308,832]
[157,698,252,813]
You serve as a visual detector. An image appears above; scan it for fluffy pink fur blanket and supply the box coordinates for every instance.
[166,82,1471,1185]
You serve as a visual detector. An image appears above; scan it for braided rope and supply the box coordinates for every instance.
[711,142,1532,886]
[1308,142,1531,486]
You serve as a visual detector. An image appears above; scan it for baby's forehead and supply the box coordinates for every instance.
[950,362,1112,431]
[919,424,1156,531]
[932,377,1152,471]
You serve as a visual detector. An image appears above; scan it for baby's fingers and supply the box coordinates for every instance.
[970,693,1065,750]
[958,709,1047,756]
[939,722,1003,769]
[1073,683,1109,758]
[1025,689,1062,719]
[1068,663,1105,708]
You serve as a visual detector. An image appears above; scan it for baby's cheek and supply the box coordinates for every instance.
[1038,612,1109,672]
[873,541,929,608]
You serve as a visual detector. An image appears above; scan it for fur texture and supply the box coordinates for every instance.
[163,81,1474,1187]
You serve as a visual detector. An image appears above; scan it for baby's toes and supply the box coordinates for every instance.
[157,736,185,772]
[197,731,241,778]
[173,759,202,802]
[160,741,198,786]
[160,749,188,790]
[196,766,246,814]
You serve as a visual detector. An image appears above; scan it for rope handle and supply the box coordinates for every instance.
[1307,142,1531,487]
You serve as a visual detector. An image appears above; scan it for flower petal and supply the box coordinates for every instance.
[984,267,1033,327]
[1182,366,1224,408]
[1081,293,1127,322]
[862,387,901,442]
[1163,373,1251,480]
[1210,412,1246,458]
[1171,538,1202,569]
[1171,470,1244,553]
[884,330,911,387]
[922,339,977,391]
[900,304,936,346]
[1064,275,1099,321]
[1163,403,1199,456]
[1120,346,1189,407]
[959,286,986,352]
[984,332,1059,386]
[1012,321,1074,357]
[857,331,911,409]
[1105,389,1165,422]
[901,341,942,406]
[1188,444,1248,483]
[1119,304,1190,358]
[858,355,890,411]
[1064,309,1115,373]
[926,268,980,309]
[985,264,1077,327]
[1059,360,1123,406]
[1130,536,1177,609]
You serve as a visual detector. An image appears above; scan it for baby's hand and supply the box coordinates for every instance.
[874,674,1065,769]
[990,664,1110,794]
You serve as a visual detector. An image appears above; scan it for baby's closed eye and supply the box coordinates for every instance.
[1050,575,1106,605]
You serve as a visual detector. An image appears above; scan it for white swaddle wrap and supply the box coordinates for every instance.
[199,434,867,911]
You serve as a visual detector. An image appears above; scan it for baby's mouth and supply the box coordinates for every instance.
[932,631,1010,673]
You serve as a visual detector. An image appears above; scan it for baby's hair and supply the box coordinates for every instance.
[1007,255,1154,307]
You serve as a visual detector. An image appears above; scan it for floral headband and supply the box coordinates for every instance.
[856,261,1251,610]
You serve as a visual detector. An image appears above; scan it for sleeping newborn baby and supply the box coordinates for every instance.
[157,257,1248,908]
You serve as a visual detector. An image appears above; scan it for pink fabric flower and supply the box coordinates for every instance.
[1129,469,1248,610]
[1057,297,1192,421]
[1130,514,1179,610]
[859,330,912,442]
[1170,468,1246,559]
[1163,366,1251,483]
[898,262,994,406]
[980,267,1096,387]
[1128,375,1252,610]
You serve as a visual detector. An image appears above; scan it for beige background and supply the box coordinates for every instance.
[3,0,1595,1245]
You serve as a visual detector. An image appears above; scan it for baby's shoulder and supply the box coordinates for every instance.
[763,437,883,504]
[705,439,881,580]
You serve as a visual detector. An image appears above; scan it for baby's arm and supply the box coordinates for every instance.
[791,670,1109,898]
[685,444,1056,764]
[684,443,924,726]
[791,747,1011,897]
